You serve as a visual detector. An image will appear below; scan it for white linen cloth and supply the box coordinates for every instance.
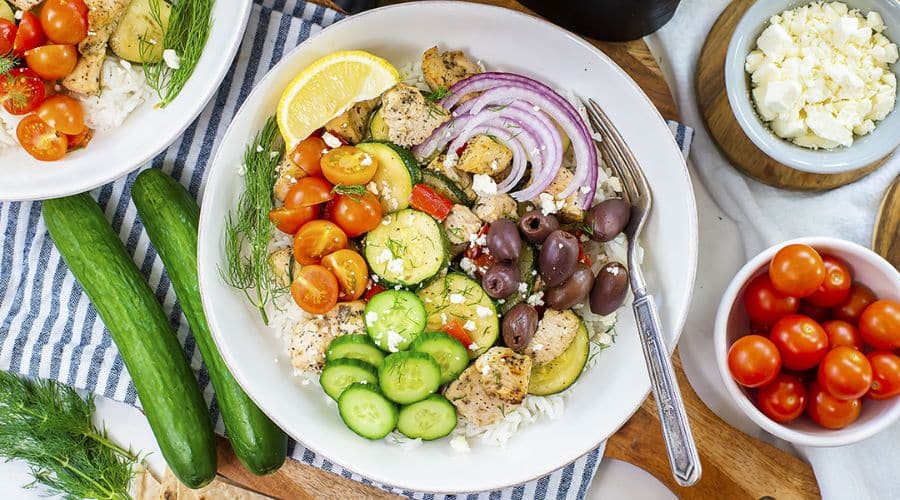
[645,1,900,499]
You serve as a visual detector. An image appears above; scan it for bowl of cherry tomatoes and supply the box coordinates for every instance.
[715,237,900,447]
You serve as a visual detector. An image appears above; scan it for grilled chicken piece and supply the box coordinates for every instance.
[456,135,512,175]
[380,83,449,147]
[273,157,306,201]
[445,347,531,427]
[442,204,482,246]
[10,0,42,10]
[542,168,584,222]
[62,0,130,95]
[325,300,366,336]
[525,309,579,365]
[421,47,481,92]
[324,98,378,144]
[288,300,366,373]
[473,194,518,223]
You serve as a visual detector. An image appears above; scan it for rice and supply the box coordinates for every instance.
[76,57,153,132]
[0,113,17,152]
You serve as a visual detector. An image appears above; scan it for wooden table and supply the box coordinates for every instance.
[218,1,822,498]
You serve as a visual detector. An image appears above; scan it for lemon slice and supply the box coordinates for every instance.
[277,50,400,150]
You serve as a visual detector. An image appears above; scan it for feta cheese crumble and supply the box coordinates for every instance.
[449,293,465,304]
[322,131,343,149]
[163,49,181,70]
[472,174,498,197]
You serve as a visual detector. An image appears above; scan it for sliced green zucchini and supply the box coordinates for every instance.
[410,332,468,384]
[417,272,500,358]
[326,334,386,368]
[338,383,398,440]
[364,290,427,352]
[378,351,442,404]
[357,141,421,213]
[421,170,472,206]
[364,209,448,286]
[397,394,457,440]
[498,243,536,314]
[367,107,390,141]
[528,319,589,396]
[320,358,379,401]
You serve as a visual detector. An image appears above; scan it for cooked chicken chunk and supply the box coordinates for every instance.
[525,309,580,365]
[473,194,518,223]
[442,204,482,246]
[62,0,130,95]
[289,300,365,373]
[542,168,584,222]
[10,0,41,10]
[268,248,295,288]
[326,300,366,336]
[456,135,512,175]
[324,98,378,144]
[421,46,481,91]
[381,83,450,147]
[273,157,306,201]
[445,348,532,426]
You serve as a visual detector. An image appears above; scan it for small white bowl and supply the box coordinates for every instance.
[714,237,900,447]
[725,0,900,174]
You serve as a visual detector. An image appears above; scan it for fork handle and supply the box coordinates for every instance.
[633,293,702,487]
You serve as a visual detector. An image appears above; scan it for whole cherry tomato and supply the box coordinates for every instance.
[859,300,900,351]
[292,220,348,265]
[867,351,900,400]
[320,145,378,186]
[290,265,339,314]
[807,382,861,429]
[769,244,826,297]
[0,19,16,55]
[831,283,876,323]
[16,114,67,161]
[321,249,369,300]
[328,188,382,237]
[769,314,829,371]
[290,136,327,177]
[12,12,45,57]
[25,44,78,80]
[268,205,317,235]
[727,334,782,388]
[804,255,852,307]
[40,0,89,45]
[283,176,334,208]
[36,94,84,135]
[757,373,807,423]
[0,68,46,115]
[818,346,873,400]
[822,320,862,350]
[743,273,799,328]
[799,302,831,323]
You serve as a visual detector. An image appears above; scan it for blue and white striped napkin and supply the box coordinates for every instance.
[0,1,692,497]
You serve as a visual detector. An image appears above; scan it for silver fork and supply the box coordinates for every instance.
[583,98,702,487]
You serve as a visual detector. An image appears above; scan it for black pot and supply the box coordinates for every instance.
[520,0,681,42]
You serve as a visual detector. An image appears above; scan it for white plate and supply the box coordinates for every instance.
[197,2,698,493]
[0,1,253,202]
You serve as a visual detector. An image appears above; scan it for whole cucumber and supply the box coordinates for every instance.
[43,193,216,488]
[132,168,287,475]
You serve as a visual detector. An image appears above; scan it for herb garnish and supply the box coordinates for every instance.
[0,55,16,76]
[424,86,451,102]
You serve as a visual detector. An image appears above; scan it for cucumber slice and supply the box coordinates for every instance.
[421,170,472,206]
[498,243,536,314]
[320,358,379,401]
[364,290,427,351]
[410,332,468,384]
[364,209,448,286]
[338,383,398,440]
[397,394,457,440]
[357,141,421,213]
[417,273,500,358]
[528,319,589,396]
[378,351,442,404]
[367,107,390,141]
[326,334,386,368]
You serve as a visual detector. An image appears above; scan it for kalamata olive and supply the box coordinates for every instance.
[517,210,560,244]
[482,263,520,299]
[487,218,522,261]
[544,263,595,310]
[538,230,579,287]
[502,303,539,352]
[586,198,631,242]
[590,262,629,315]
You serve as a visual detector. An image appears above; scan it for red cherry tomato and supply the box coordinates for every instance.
[769,314,829,371]
[799,302,831,323]
[292,220,348,265]
[25,44,78,80]
[818,346,873,400]
[328,190,382,238]
[36,94,84,135]
[283,176,334,208]
[290,265,339,314]
[321,249,369,300]
[769,244,826,297]
[727,334,782,388]
[0,67,46,115]
[804,255,852,307]
[12,12,45,58]
[268,205,317,235]
[867,351,900,400]
[743,274,800,328]
[290,136,327,177]
[40,0,89,45]
[807,382,861,429]
[16,114,67,161]
[0,19,16,55]
[859,300,900,351]
[822,320,862,350]
[757,374,807,423]
[831,283,876,323]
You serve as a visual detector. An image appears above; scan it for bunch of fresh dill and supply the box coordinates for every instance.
[0,371,138,499]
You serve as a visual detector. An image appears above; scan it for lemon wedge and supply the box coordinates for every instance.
[277,50,400,150]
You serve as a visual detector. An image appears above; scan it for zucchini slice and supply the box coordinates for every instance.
[357,141,420,213]
[417,272,500,358]
[528,319,589,396]
[364,209,447,286]
[421,170,472,206]
[367,107,390,141]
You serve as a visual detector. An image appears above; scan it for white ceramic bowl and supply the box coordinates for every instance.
[197,2,698,493]
[0,1,252,201]
[714,237,900,448]
[725,0,900,174]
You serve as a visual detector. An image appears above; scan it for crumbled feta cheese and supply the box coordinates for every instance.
[322,131,342,148]
[481,364,491,375]
[14,10,23,20]
[475,234,487,246]
[386,330,404,352]
[375,248,392,264]
[472,174,498,197]
[476,305,493,318]
[517,282,528,294]
[163,49,181,70]
[367,181,379,195]
[237,164,247,176]
[360,153,373,166]
[460,257,476,276]
[371,274,380,283]
[468,343,479,351]
[539,192,565,215]
[532,343,544,352]
[386,258,404,275]
[449,293,465,304]
[463,320,476,331]
[526,291,545,306]
[256,144,264,153]
[365,311,378,324]
[440,312,448,324]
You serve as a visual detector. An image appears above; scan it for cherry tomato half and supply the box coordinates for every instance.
[804,255,852,307]
[727,334,782,388]
[831,283,876,323]
[40,0,89,45]
[328,190,382,238]
[818,346,872,401]
[36,94,84,135]
[290,265,339,315]
[769,314,829,371]
[867,351,900,400]
[292,220,348,265]
[16,114,67,161]
[743,273,799,328]
[268,205,317,235]
[0,68,46,115]
[290,136,327,177]
[807,382,861,430]
[25,44,78,81]
[320,145,378,186]
[13,12,45,57]
[769,244,826,297]
[822,320,862,350]
[757,373,807,423]
[859,300,900,351]
[321,249,369,300]
[283,176,334,208]
[0,19,16,55]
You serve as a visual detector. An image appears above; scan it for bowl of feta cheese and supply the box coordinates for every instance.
[725,0,899,173]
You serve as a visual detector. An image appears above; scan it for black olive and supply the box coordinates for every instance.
[502,303,538,352]
[585,198,631,242]
[487,219,522,262]
[481,263,520,299]
[590,262,629,315]
[517,210,560,244]
[538,230,579,287]
[544,263,595,310]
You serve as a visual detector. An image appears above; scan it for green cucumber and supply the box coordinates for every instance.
[320,358,379,401]
[410,332,468,384]
[528,319,589,396]
[364,290,427,351]
[367,107,390,141]
[326,334,386,368]
[417,273,500,358]
[338,383,398,440]
[364,209,448,286]
[421,170,472,206]
[357,141,420,213]
[498,243,536,314]
[132,169,286,476]
[378,351,442,404]
[397,394,457,440]
[43,193,216,488]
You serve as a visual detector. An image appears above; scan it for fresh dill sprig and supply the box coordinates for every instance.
[424,86,451,102]
[221,116,283,324]
[0,372,138,500]
[141,0,214,107]
[0,55,17,76]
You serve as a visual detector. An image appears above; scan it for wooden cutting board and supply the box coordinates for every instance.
[216,1,821,498]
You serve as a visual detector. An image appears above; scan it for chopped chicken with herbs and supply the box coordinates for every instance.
[62,0,130,95]
[473,194,518,223]
[324,98,378,144]
[542,167,584,222]
[442,204,482,246]
[444,347,532,426]
[421,46,481,92]
[380,83,450,147]
[456,135,512,175]
[289,300,366,373]
[525,309,579,365]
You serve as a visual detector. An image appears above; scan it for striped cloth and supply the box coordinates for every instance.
[0,1,693,498]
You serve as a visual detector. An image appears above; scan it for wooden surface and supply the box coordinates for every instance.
[217,1,821,498]
[696,0,886,191]
[873,176,900,269]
